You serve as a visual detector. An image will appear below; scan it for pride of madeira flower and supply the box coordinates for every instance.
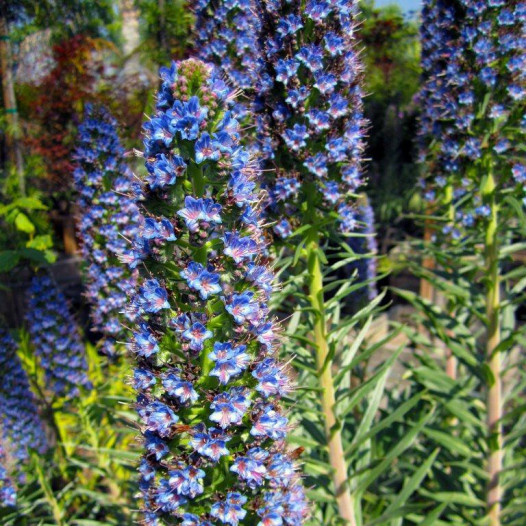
[74,104,140,356]
[125,59,308,525]
[0,329,48,506]
[26,276,92,399]
[418,0,525,239]
[254,0,368,238]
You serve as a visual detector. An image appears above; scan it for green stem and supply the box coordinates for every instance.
[33,453,65,526]
[306,228,356,525]
[485,178,502,526]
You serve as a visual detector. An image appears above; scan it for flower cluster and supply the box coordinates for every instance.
[346,197,378,306]
[0,442,17,508]
[125,59,308,525]
[26,276,92,399]
[254,0,368,236]
[193,0,260,92]
[0,329,48,462]
[74,104,140,356]
[418,0,526,238]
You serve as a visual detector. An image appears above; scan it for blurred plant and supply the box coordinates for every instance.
[0,329,48,460]
[0,442,17,508]
[74,104,140,356]
[0,191,56,277]
[359,1,421,240]
[23,35,115,193]
[344,196,378,309]
[26,275,92,398]
[397,1,526,524]
[136,0,193,67]
[123,58,308,525]
[0,325,138,524]
[5,0,119,44]
[0,328,48,507]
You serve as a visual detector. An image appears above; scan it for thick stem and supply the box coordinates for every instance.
[444,185,457,379]
[485,183,502,526]
[306,229,356,525]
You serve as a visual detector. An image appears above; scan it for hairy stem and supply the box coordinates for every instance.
[306,228,356,525]
[485,175,502,526]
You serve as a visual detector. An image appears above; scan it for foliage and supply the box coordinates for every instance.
[0,1,525,525]
[7,0,120,44]
[22,35,115,192]
[136,0,193,67]
[395,0,526,524]
[0,329,138,525]
[0,191,55,276]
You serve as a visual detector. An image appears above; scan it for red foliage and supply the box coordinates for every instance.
[25,35,109,188]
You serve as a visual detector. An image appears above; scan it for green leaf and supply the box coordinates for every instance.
[14,211,35,233]
[355,409,434,495]
[13,196,47,211]
[0,250,21,272]
[26,234,53,251]
[20,247,50,266]
[417,503,448,525]
[419,490,485,508]
[382,448,441,525]
[423,428,473,457]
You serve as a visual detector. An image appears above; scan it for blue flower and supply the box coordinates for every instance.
[209,342,250,384]
[223,232,261,263]
[191,426,230,462]
[26,276,92,397]
[251,406,289,441]
[210,492,248,525]
[141,401,179,437]
[130,59,304,522]
[225,292,261,324]
[282,124,309,152]
[133,325,160,357]
[181,261,222,300]
[275,59,299,84]
[138,279,171,313]
[195,132,221,163]
[162,373,198,404]
[182,322,213,352]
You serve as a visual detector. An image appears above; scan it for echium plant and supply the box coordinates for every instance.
[74,104,140,356]
[416,1,525,524]
[255,0,367,239]
[0,329,47,469]
[253,1,368,522]
[345,197,377,308]
[193,0,260,93]
[126,58,308,525]
[0,442,17,508]
[26,276,92,399]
